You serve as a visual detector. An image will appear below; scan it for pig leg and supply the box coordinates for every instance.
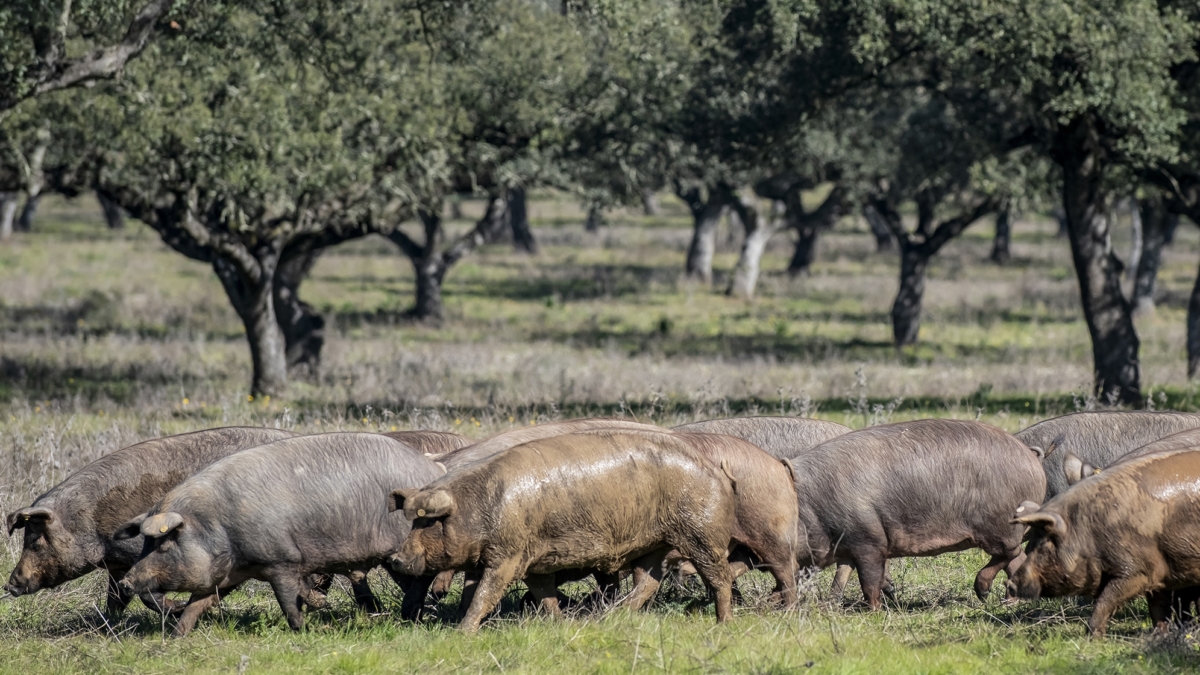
[688,554,734,624]
[625,549,670,611]
[1147,590,1176,633]
[346,570,383,613]
[461,561,522,633]
[458,569,483,616]
[430,570,457,598]
[831,563,894,602]
[303,573,333,609]
[171,592,221,638]
[1088,575,1151,637]
[390,572,434,621]
[524,573,563,618]
[973,548,1021,602]
[268,573,309,631]
[104,572,134,617]
[851,549,889,610]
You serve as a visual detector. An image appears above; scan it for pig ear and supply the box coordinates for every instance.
[1062,453,1085,486]
[415,490,456,519]
[140,512,184,539]
[6,507,54,536]
[780,458,796,483]
[434,461,448,475]
[113,513,150,541]
[1082,462,1099,478]
[1028,446,1045,460]
[390,487,422,513]
[1013,510,1066,539]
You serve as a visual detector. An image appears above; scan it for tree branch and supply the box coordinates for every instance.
[19,0,177,107]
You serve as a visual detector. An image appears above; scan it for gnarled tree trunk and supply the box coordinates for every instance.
[0,193,16,240]
[989,207,1011,264]
[16,193,40,232]
[1132,197,1168,315]
[97,192,125,230]
[678,184,730,284]
[862,204,895,252]
[1058,118,1140,405]
[1189,258,1200,378]
[274,245,326,371]
[726,199,781,299]
[585,205,603,232]
[787,186,846,277]
[213,251,288,397]
[641,189,661,216]
[507,186,537,254]
[892,246,929,346]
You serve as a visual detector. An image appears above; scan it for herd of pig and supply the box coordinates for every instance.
[5,411,1200,638]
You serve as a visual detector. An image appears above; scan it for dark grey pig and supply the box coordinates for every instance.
[117,433,444,636]
[791,419,1045,607]
[672,416,850,459]
[1062,427,1200,486]
[4,427,296,615]
[1016,411,1200,497]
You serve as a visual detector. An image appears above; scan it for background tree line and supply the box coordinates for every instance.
[2,0,1199,406]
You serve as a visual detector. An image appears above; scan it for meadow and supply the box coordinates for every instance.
[2,193,1200,673]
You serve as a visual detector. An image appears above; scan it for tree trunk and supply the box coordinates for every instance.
[1058,118,1140,405]
[892,245,929,346]
[274,245,326,371]
[97,191,125,230]
[788,228,819,277]
[641,188,661,216]
[0,193,16,240]
[1189,257,1200,378]
[1132,198,1168,315]
[989,207,1012,264]
[1163,213,1180,246]
[585,205,603,232]
[507,186,537,254]
[16,193,41,232]
[212,253,288,397]
[411,256,446,322]
[449,195,464,220]
[684,195,727,284]
[1126,199,1142,286]
[786,186,846,277]
[726,200,779,299]
[863,204,895,251]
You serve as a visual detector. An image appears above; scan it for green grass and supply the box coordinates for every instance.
[4,192,1200,672]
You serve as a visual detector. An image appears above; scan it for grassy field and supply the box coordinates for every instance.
[3,193,1200,673]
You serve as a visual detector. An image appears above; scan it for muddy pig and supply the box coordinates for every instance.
[673,416,850,460]
[116,433,444,636]
[382,430,471,457]
[791,419,1045,607]
[1016,411,1200,498]
[1008,448,1200,636]
[438,418,662,470]
[388,428,737,632]
[425,419,663,599]
[4,426,296,616]
[673,416,870,598]
[659,431,800,606]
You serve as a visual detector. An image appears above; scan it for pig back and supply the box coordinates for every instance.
[1106,429,1200,468]
[445,429,735,563]
[163,433,444,569]
[382,430,471,456]
[794,419,1044,558]
[36,427,297,543]
[673,417,850,460]
[440,418,662,470]
[1017,411,1200,498]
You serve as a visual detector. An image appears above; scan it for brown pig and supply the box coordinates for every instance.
[791,419,1045,607]
[388,429,737,631]
[4,427,296,616]
[1008,448,1200,636]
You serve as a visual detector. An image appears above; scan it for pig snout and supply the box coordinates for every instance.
[388,550,425,577]
[1006,573,1040,601]
[5,565,38,597]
